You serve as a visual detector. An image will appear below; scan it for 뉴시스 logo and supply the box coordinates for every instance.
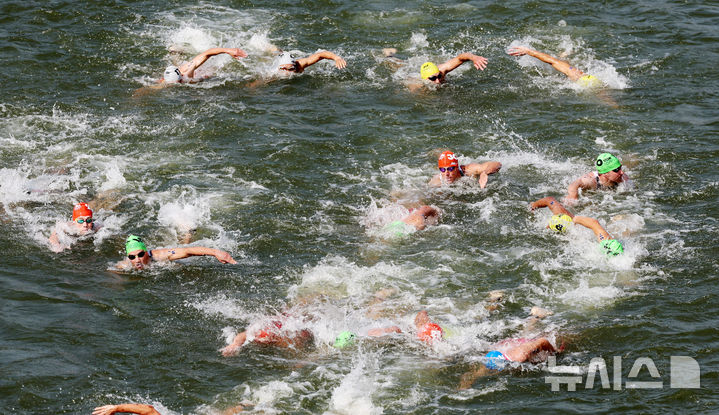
[545,356,700,391]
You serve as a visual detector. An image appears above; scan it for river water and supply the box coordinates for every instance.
[1,0,718,413]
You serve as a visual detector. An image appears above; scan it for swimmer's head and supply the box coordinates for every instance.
[548,214,573,233]
[384,220,409,238]
[485,351,507,370]
[420,62,440,81]
[596,153,621,174]
[438,151,459,168]
[599,239,624,256]
[277,52,300,72]
[125,235,147,255]
[577,74,602,88]
[72,202,93,220]
[333,331,357,349]
[418,323,443,344]
[163,65,182,83]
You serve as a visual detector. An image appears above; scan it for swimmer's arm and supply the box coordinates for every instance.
[572,216,612,242]
[507,47,579,80]
[92,403,161,415]
[153,247,238,264]
[49,230,63,251]
[367,326,402,336]
[296,51,347,71]
[221,331,248,356]
[530,197,573,217]
[180,48,248,78]
[463,161,502,188]
[565,174,595,203]
[437,52,488,74]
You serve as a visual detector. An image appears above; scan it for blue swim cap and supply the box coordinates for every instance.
[485,351,507,370]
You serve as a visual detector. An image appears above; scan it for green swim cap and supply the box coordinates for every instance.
[596,153,621,174]
[599,239,623,256]
[384,220,409,238]
[333,331,356,348]
[548,214,573,233]
[125,235,147,254]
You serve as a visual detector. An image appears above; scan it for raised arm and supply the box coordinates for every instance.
[92,404,161,415]
[530,197,573,217]
[572,216,612,242]
[152,247,238,264]
[507,46,582,80]
[295,50,347,72]
[437,52,488,74]
[180,47,247,78]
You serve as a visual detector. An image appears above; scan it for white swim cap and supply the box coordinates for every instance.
[163,65,182,83]
[277,52,296,67]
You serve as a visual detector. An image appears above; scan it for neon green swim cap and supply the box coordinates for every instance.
[125,235,147,254]
[333,331,356,348]
[548,214,573,233]
[596,153,621,174]
[384,220,409,238]
[577,74,602,88]
[599,239,623,256]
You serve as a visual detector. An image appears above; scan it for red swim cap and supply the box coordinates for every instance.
[438,151,458,168]
[257,320,283,338]
[418,323,443,343]
[72,203,93,220]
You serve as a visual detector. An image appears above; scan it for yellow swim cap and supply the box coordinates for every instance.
[420,62,440,80]
[548,214,573,233]
[577,75,602,88]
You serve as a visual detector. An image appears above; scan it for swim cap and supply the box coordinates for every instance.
[72,202,93,220]
[596,153,621,174]
[599,239,624,256]
[418,323,443,343]
[485,351,507,370]
[548,214,573,233]
[333,331,356,348]
[163,65,182,83]
[420,62,440,80]
[125,235,147,254]
[277,52,297,67]
[577,74,602,88]
[384,220,409,238]
[438,151,459,168]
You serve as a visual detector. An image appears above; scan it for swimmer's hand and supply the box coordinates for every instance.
[221,344,240,356]
[215,251,238,264]
[333,57,347,69]
[507,46,531,57]
[471,55,488,71]
[229,48,248,59]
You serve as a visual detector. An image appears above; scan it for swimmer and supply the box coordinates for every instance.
[428,151,502,188]
[116,235,237,271]
[382,205,441,238]
[221,318,314,356]
[507,46,601,87]
[159,47,247,84]
[92,404,160,415]
[414,310,444,344]
[49,202,101,251]
[419,52,488,85]
[277,50,347,74]
[530,196,624,256]
[565,153,630,204]
[332,326,403,349]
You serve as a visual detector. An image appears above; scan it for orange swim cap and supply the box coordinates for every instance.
[418,323,443,343]
[438,151,458,168]
[72,203,93,220]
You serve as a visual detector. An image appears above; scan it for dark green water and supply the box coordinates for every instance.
[1,0,718,413]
